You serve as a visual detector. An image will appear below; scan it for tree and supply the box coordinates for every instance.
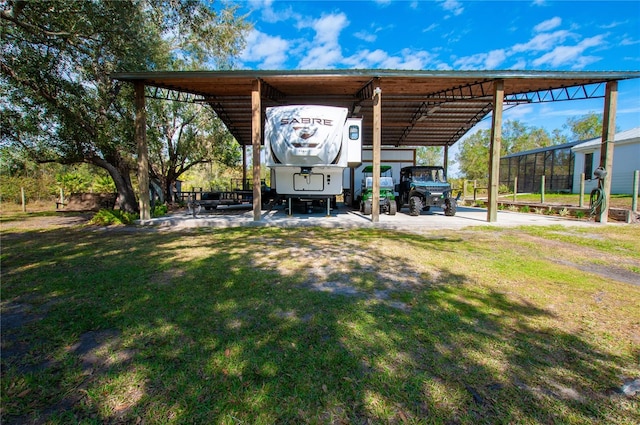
[1,0,249,212]
[564,112,604,140]
[147,99,241,201]
[455,120,556,181]
[416,146,444,166]
[456,129,491,181]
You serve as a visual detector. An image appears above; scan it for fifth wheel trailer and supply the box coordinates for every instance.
[265,105,362,210]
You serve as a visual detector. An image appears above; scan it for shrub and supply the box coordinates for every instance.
[519,205,530,213]
[89,209,138,226]
[152,204,168,217]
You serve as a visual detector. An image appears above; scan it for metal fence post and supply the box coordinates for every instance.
[540,175,545,204]
[513,176,518,202]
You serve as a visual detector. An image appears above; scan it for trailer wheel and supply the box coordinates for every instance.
[409,196,422,216]
[388,200,397,215]
[363,201,372,215]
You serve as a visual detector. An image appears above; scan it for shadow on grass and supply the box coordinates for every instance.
[1,227,637,424]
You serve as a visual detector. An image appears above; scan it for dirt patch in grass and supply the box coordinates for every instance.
[1,297,136,424]
[515,232,640,286]
[1,213,93,231]
[554,258,640,286]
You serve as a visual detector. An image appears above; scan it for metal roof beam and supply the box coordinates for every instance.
[394,80,494,145]
[504,82,606,104]
[354,79,376,101]
[427,80,494,102]
[145,86,206,103]
[259,79,286,103]
[445,103,494,145]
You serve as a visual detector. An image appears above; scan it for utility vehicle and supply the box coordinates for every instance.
[396,166,457,216]
[359,165,397,215]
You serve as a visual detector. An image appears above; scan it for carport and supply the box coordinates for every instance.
[112,70,639,224]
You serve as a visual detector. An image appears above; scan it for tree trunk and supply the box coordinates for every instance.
[111,167,139,213]
[90,156,139,213]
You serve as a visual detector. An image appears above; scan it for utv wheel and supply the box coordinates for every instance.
[388,200,397,215]
[409,196,422,216]
[363,201,372,215]
[444,199,457,216]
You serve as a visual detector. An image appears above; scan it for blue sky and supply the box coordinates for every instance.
[235,0,640,136]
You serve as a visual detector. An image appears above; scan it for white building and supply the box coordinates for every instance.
[572,127,640,194]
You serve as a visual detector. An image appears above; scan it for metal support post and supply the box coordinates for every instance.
[633,170,639,213]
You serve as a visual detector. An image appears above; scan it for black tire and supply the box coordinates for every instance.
[363,201,372,215]
[444,199,457,216]
[388,200,397,215]
[409,196,422,216]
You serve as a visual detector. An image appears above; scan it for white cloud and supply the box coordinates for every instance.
[504,104,535,121]
[423,23,438,33]
[534,17,562,33]
[240,29,290,69]
[532,35,604,68]
[297,13,349,69]
[486,50,507,68]
[343,48,443,70]
[343,49,388,68]
[510,58,528,70]
[248,0,299,24]
[354,30,376,43]
[453,49,507,70]
[600,20,627,30]
[620,36,640,46]
[439,0,464,16]
[511,30,573,53]
[303,12,349,43]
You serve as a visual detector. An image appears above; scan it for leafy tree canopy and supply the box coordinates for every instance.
[455,113,604,181]
[1,0,249,211]
[416,146,443,167]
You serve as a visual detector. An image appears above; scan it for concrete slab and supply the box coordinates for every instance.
[140,204,607,234]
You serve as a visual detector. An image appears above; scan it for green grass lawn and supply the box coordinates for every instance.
[1,219,639,424]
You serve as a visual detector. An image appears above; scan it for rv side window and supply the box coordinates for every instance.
[349,125,359,140]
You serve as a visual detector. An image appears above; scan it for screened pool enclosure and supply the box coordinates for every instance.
[499,141,583,193]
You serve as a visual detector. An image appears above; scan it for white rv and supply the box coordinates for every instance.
[265,105,362,201]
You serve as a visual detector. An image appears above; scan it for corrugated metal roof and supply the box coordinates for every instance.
[501,140,586,159]
[112,69,640,148]
[571,127,640,150]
